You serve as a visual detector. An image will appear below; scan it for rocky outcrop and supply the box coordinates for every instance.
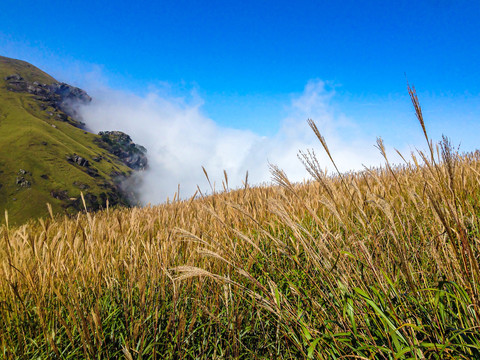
[15,177,30,187]
[49,82,91,104]
[97,131,148,170]
[50,187,128,213]
[66,153,90,167]
[65,188,128,213]
[66,153,100,178]
[4,74,91,128]
[51,189,69,200]
[73,181,90,190]
[15,169,32,188]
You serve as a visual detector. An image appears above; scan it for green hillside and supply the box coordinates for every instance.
[0,56,140,225]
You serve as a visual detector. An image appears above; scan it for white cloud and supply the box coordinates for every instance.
[79,80,388,204]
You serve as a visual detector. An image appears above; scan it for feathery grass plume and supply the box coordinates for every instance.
[408,81,435,163]
[307,118,339,174]
[223,169,229,192]
[202,166,214,193]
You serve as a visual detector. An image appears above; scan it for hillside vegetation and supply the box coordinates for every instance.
[0,56,139,225]
[1,87,480,359]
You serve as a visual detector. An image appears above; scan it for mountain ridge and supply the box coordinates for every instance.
[0,55,147,225]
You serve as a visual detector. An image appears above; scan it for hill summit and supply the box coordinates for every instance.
[0,55,147,225]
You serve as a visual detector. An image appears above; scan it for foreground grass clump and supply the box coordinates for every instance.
[1,88,480,358]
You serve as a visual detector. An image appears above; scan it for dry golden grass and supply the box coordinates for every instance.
[1,86,480,358]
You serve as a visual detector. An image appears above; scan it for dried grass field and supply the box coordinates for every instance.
[1,87,480,358]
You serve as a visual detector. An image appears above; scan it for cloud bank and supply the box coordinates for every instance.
[79,80,387,204]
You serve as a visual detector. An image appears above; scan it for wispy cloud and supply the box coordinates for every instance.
[79,80,388,204]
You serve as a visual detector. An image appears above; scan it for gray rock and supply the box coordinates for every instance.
[49,82,92,104]
[51,189,68,200]
[97,131,148,170]
[73,181,90,190]
[16,177,31,187]
[4,75,90,129]
[66,154,90,167]
[86,167,99,177]
[4,74,23,81]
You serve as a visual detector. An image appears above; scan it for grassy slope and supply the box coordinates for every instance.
[0,56,132,225]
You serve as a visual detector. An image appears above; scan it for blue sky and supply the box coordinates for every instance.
[1,1,480,198]
[2,1,480,129]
